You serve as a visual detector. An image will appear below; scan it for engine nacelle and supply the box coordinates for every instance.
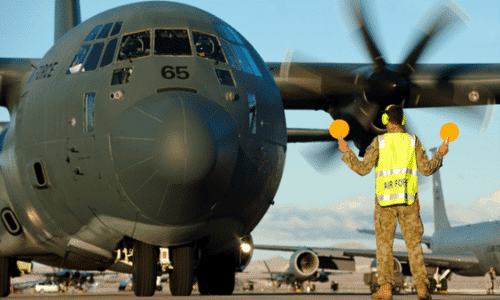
[289,248,319,279]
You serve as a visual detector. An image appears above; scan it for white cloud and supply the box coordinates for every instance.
[253,195,376,247]
[253,190,500,250]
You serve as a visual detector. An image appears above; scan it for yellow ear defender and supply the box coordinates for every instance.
[381,105,405,126]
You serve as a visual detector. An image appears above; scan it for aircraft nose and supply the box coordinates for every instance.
[110,92,239,225]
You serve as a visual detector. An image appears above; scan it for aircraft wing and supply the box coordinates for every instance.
[255,244,480,271]
[268,62,500,111]
[269,61,500,153]
[0,58,39,114]
[357,229,432,249]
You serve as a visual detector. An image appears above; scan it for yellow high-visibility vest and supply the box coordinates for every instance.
[375,133,418,206]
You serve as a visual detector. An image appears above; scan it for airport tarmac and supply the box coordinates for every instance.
[12,260,500,299]
[6,291,500,300]
[8,282,500,300]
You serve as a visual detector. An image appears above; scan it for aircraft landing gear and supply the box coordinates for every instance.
[197,254,235,295]
[169,245,194,296]
[132,241,158,297]
[0,257,9,297]
[331,281,339,292]
[429,267,451,293]
[438,278,448,291]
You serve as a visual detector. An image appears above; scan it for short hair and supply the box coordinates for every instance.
[386,105,404,125]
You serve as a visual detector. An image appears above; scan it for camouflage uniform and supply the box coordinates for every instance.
[342,127,443,287]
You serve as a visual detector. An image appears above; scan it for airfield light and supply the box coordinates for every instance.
[468,90,480,102]
[241,242,252,254]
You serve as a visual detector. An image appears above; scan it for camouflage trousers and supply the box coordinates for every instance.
[374,198,429,287]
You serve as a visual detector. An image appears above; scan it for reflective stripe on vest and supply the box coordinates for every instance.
[375,133,418,206]
[376,193,416,202]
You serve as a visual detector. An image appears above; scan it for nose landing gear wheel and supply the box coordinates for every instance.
[0,257,10,297]
[133,241,158,297]
[169,245,194,296]
[196,254,235,295]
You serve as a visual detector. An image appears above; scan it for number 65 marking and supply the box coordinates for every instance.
[161,66,189,79]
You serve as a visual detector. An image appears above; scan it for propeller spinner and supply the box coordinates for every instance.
[345,0,468,132]
[294,0,469,173]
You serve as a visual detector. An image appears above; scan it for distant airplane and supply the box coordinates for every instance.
[39,269,96,287]
[256,148,499,293]
[10,267,108,294]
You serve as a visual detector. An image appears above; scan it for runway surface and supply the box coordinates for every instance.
[12,264,500,299]
[6,292,500,300]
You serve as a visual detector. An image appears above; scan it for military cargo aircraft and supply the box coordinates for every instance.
[257,148,500,294]
[0,0,499,298]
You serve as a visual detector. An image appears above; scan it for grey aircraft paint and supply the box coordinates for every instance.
[0,0,286,296]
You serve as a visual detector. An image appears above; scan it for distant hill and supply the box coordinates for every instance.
[244,256,287,274]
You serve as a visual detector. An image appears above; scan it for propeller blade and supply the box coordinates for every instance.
[410,105,495,134]
[297,141,343,174]
[344,0,386,71]
[287,128,332,143]
[397,2,469,77]
[353,100,380,131]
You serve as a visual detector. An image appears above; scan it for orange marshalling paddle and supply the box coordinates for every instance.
[329,119,350,139]
[440,122,459,143]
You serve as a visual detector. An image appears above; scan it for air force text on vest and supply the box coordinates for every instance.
[384,178,408,189]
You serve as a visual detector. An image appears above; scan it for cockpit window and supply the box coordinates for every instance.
[85,25,103,42]
[83,42,105,72]
[217,23,243,44]
[67,44,91,74]
[0,128,8,152]
[154,29,192,56]
[232,45,262,77]
[97,23,113,39]
[111,68,133,85]
[215,69,234,86]
[215,22,262,77]
[117,30,151,61]
[193,31,226,63]
[110,22,123,36]
[220,40,239,70]
[100,38,118,68]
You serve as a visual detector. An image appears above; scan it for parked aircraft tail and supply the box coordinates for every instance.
[55,0,81,43]
[430,148,451,232]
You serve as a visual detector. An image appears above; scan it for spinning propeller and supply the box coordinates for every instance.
[288,0,482,175]
[340,0,468,138]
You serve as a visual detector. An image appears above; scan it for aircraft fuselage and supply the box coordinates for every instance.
[432,221,500,276]
[0,1,286,270]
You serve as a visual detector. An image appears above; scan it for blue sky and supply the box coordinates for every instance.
[2,0,500,261]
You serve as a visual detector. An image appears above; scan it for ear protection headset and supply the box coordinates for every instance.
[381,104,405,126]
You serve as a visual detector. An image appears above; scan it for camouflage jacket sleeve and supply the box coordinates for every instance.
[341,137,379,176]
[415,136,443,176]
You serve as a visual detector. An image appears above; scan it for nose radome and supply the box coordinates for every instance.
[110,92,239,225]
[152,98,217,184]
